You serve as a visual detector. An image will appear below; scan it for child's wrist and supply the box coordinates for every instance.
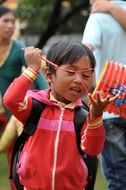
[22,67,39,82]
[28,65,40,72]
[87,114,103,129]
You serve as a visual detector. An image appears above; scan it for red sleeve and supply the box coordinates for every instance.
[3,74,33,124]
[80,116,105,156]
[81,126,105,156]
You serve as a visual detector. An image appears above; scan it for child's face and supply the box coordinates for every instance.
[46,56,93,103]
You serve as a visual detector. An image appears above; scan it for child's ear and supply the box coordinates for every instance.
[44,67,53,83]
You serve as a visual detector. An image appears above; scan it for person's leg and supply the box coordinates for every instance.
[101,118,126,190]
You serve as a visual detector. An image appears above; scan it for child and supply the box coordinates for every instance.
[3,41,117,190]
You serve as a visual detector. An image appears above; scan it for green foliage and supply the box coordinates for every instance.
[16,0,53,34]
[60,12,89,34]
[16,0,89,35]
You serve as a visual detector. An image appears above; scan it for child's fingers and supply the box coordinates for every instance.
[96,91,103,103]
[33,48,42,55]
[22,47,42,55]
[99,90,106,99]
[109,94,120,102]
[90,91,102,104]
[88,93,97,105]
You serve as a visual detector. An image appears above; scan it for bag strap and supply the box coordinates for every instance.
[9,99,46,181]
[74,106,88,156]
[74,103,98,190]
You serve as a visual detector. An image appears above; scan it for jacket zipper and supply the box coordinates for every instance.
[51,107,64,190]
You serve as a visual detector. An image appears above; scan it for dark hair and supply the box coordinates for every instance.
[46,40,96,73]
[0,6,15,17]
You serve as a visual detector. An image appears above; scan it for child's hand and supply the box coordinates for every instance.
[88,91,119,118]
[22,47,42,70]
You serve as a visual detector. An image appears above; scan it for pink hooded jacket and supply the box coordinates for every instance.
[3,74,105,190]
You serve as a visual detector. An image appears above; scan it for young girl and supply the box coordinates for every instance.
[3,41,117,190]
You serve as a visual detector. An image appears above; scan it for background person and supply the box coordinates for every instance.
[0,115,23,152]
[82,0,126,189]
[0,6,48,190]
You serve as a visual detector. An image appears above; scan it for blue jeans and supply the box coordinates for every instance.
[100,118,126,190]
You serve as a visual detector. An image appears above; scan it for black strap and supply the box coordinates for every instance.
[74,106,88,156]
[74,104,98,190]
[9,99,46,190]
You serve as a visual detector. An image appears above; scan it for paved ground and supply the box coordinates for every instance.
[21,34,82,53]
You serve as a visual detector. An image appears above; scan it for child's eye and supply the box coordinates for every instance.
[81,71,91,79]
[66,70,75,75]
[82,74,90,79]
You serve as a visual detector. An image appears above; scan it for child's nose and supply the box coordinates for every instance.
[73,73,88,93]
[73,74,84,86]
[74,73,83,82]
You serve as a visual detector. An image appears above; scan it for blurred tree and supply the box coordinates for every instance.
[17,0,90,48]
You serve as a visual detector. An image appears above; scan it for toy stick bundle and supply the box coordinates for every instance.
[93,61,126,118]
